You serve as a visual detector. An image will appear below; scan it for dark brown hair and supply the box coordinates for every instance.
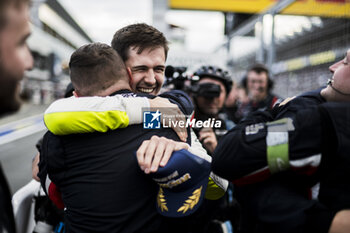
[111,23,169,62]
[248,63,269,76]
[0,0,30,30]
[69,43,128,96]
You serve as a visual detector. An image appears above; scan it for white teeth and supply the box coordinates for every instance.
[138,88,154,93]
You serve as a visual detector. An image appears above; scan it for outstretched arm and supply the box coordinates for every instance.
[44,94,189,141]
[136,132,228,200]
[212,106,324,184]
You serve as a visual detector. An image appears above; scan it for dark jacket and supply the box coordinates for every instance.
[212,88,347,233]
[39,90,194,233]
[0,164,16,233]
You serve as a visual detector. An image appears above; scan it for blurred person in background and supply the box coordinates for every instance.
[223,81,238,129]
[234,64,281,122]
[0,0,33,231]
[189,65,240,232]
[224,81,250,126]
[212,49,350,233]
[191,65,233,154]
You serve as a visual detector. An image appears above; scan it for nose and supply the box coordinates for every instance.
[144,69,156,85]
[24,46,34,71]
[329,60,342,73]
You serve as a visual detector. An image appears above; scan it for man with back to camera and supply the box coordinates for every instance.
[211,49,350,233]
[234,63,281,123]
[39,43,199,232]
[0,0,33,231]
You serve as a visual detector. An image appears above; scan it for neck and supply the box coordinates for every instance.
[96,81,131,97]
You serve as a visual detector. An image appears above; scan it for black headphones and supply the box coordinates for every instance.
[241,64,274,92]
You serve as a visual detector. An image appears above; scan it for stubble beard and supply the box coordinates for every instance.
[0,65,22,116]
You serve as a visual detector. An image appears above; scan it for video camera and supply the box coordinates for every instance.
[164,65,222,98]
[191,83,221,98]
[164,65,189,90]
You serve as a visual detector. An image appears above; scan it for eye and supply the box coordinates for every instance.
[132,66,148,73]
[154,67,165,73]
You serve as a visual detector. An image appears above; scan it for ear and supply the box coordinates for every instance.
[73,90,80,97]
[127,67,133,86]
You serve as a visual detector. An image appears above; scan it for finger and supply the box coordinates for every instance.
[175,111,187,142]
[160,142,175,167]
[180,130,188,142]
[174,128,187,142]
[150,97,169,109]
[199,132,209,141]
[150,139,167,172]
[174,142,189,151]
[136,140,150,171]
[143,136,159,173]
[200,127,213,133]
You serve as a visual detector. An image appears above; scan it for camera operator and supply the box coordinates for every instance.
[191,65,233,155]
[190,66,241,232]
[162,65,238,232]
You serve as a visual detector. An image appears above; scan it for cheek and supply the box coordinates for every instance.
[2,48,24,78]
[16,48,29,70]
[130,74,142,88]
[155,74,164,86]
[218,93,226,105]
[196,97,206,105]
[247,82,254,89]
[336,69,350,87]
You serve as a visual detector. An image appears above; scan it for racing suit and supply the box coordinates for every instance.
[212,88,350,232]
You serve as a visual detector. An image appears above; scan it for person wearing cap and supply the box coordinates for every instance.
[211,49,350,233]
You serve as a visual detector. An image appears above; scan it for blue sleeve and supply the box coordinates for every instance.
[159,90,194,115]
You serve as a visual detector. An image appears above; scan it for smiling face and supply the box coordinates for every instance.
[0,3,33,115]
[321,49,350,102]
[124,46,165,96]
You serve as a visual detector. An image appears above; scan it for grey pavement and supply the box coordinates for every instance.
[0,102,49,194]
[0,102,49,126]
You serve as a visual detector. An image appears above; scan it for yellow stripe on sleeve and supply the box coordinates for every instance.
[44,110,130,135]
[205,177,226,200]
